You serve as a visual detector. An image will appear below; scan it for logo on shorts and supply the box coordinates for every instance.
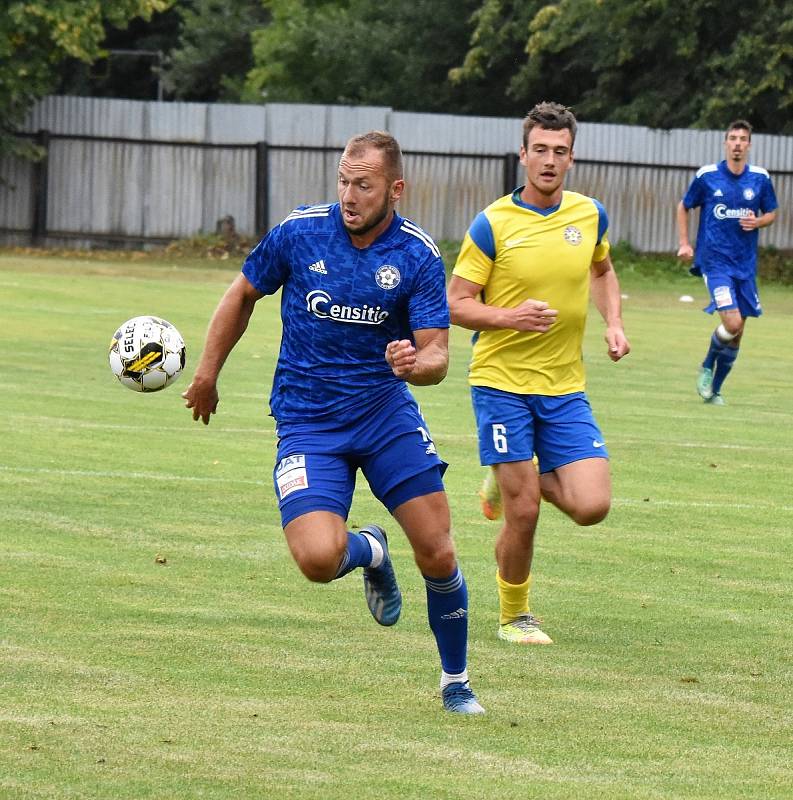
[592,440,606,448]
[563,226,583,246]
[375,264,401,290]
[275,454,309,499]
[713,285,733,308]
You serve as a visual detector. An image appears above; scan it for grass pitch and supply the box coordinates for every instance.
[1,251,791,799]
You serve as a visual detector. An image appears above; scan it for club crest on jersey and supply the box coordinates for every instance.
[375,264,401,290]
[563,225,583,246]
[743,187,755,201]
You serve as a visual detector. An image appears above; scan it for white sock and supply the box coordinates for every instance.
[361,532,384,568]
[440,669,469,690]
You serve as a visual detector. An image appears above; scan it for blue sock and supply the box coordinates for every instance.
[334,532,373,579]
[712,345,738,394]
[424,567,468,675]
[702,332,726,370]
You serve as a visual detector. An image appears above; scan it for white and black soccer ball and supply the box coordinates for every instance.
[108,316,186,393]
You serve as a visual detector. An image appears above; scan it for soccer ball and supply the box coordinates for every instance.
[108,316,186,393]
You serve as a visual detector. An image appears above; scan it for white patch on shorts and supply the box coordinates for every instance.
[275,454,309,499]
[713,285,733,308]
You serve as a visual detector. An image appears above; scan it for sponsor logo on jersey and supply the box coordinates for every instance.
[308,259,327,274]
[713,189,724,197]
[305,289,389,325]
[713,204,753,220]
[375,264,401,290]
[563,225,583,245]
[504,235,529,248]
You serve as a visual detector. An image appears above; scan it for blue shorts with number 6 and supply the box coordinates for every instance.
[471,386,608,474]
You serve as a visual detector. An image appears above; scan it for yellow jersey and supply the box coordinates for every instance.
[453,188,610,395]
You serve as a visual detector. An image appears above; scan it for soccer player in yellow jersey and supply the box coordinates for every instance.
[448,102,630,645]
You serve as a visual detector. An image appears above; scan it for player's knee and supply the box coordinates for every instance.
[413,536,456,577]
[291,547,340,583]
[504,499,541,532]
[569,498,610,526]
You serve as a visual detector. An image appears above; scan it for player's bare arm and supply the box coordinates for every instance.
[676,201,694,260]
[590,256,630,362]
[386,328,448,385]
[183,273,264,424]
[739,209,776,231]
[447,275,558,332]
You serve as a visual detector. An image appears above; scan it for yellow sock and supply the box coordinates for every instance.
[496,570,531,625]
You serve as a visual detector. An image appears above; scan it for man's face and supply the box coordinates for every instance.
[519,127,574,198]
[725,128,751,163]
[337,147,403,238]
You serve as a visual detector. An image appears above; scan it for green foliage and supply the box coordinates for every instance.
[2,251,793,798]
[0,0,174,158]
[451,0,793,133]
[160,0,270,102]
[245,0,480,111]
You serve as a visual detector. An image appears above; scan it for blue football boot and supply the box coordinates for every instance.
[361,525,402,626]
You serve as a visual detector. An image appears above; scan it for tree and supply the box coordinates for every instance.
[160,0,270,102]
[1,0,173,160]
[451,0,793,134]
[244,0,480,113]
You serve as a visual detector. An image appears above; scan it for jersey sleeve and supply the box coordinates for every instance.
[452,211,495,286]
[408,252,450,331]
[241,220,291,294]
[682,175,704,210]
[592,199,611,262]
[761,175,779,213]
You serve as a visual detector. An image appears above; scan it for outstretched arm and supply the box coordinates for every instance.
[590,255,630,362]
[183,273,264,424]
[385,328,448,386]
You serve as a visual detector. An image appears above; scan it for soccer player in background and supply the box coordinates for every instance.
[447,102,630,646]
[677,119,778,405]
[183,131,484,714]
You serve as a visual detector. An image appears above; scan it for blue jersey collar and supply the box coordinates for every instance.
[718,160,748,179]
[511,186,562,216]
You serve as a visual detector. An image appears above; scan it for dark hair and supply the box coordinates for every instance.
[522,102,578,149]
[343,131,403,182]
[726,119,752,140]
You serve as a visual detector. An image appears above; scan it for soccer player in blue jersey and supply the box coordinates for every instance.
[677,119,778,405]
[448,102,630,646]
[183,131,483,714]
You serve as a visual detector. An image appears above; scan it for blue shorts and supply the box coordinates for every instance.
[273,392,447,527]
[703,273,762,318]
[471,386,608,473]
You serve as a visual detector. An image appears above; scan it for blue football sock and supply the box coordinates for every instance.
[424,567,468,675]
[333,531,373,579]
[712,345,739,394]
[702,332,726,370]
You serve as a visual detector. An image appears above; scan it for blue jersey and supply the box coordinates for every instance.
[682,160,777,280]
[242,203,449,423]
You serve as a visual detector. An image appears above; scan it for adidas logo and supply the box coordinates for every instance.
[713,189,724,197]
[440,608,467,620]
[308,259,327,274]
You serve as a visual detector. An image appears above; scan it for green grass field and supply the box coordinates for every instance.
[1,251,791,799]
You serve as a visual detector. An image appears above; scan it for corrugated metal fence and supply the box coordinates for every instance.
[1,96,790,251]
